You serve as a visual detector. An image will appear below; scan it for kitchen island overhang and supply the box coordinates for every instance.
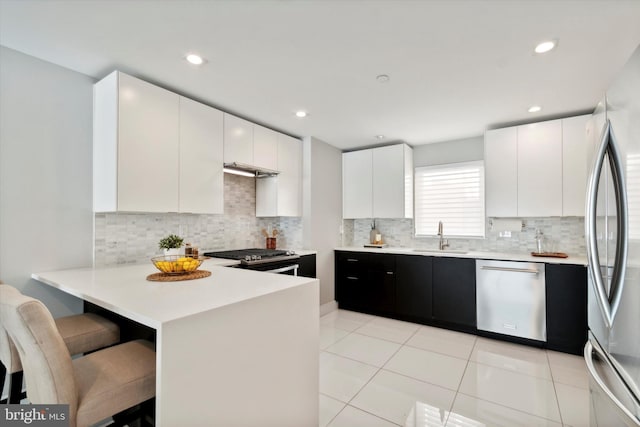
[32,260,319,427]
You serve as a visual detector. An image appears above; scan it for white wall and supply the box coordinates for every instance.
[0,46,94,317]
[413,136,483,167]
[302,137,342,306]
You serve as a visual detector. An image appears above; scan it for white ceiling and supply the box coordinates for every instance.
[2,0,640,150]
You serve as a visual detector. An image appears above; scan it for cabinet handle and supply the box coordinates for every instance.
[346,276,359,280]
[386,271,394,275]
[347,259,359,262]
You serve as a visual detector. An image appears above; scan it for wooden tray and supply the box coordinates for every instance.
[146,270,211,282]
[531,252,568,258]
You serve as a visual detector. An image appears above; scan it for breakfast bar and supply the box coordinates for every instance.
[32,260,320,427]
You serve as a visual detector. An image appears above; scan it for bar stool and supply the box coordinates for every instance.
[0,284,120,403]
[0,287,156,427]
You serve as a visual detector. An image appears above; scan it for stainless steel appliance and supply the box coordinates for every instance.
[476,259,546,341]
[203,249,300,275]
[584,45,640,426]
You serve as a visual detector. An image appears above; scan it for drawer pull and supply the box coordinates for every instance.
[346,276,359,280]
[347,259,359,262]
[386,271,394,275]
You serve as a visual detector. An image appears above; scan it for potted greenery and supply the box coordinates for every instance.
[159,234,184,256]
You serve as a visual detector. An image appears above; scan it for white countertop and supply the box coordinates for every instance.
[335,246,587,266]
[32,258,318,329]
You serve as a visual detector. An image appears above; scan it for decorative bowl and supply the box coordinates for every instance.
[151,255,204,275]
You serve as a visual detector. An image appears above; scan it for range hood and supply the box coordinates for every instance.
[223,162,279,178]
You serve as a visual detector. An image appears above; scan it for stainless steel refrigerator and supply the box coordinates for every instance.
[585,44,640,426]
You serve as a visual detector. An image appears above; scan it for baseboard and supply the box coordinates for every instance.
[319,300,338,317]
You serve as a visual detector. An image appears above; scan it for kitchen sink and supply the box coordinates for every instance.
[412,249,468,255]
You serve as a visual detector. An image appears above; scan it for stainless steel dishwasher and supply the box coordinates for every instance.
[476,259,546,341]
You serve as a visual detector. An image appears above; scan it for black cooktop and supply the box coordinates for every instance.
[203,248,289,260]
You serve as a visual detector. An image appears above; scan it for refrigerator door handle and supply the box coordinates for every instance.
[585,120,629,328]
[585,340,640,426]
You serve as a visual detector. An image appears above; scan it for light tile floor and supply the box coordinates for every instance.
[319,309,590,427]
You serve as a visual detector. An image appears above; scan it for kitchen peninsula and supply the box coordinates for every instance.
[32,259,319,427]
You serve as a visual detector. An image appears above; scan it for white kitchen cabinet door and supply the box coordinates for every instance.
[372,144,413,218]
[253,125,279,171]
[562,115,590,216]
[484,127,518,217]
[255,134,302,217]
[343,150,373,219]
[179,97,224,214]
[223,114,253,165]
[117,73,180,212]
[276,134,302,216]
[517,120,563,216]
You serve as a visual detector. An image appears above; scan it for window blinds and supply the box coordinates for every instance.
[414,161,485,237]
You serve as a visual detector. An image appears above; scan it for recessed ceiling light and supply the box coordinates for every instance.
[185,53,205,65]
[528,105,542,113]
[376,74,390,83]
[295,111,308,118]
[376,135,385,139]
[534,40,557,54]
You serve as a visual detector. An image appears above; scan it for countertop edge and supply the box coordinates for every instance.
[334,247,587,266]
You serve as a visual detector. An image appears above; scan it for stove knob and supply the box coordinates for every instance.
[286,250,296,256]
[245,255,252,262]
[256,255,262,260]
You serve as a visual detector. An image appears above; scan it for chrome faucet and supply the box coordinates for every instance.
[437,221,449,250]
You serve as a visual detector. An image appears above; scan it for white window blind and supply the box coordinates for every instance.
[414,161,485,237]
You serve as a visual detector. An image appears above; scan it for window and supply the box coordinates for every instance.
[414,161,485,237]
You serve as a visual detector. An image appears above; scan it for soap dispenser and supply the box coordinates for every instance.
[370,220,379,244]
[535,229,544,254]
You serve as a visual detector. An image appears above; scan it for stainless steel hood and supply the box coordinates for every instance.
[223,162,279,178]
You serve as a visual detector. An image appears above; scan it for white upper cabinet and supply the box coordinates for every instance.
[484,115,590,218]
[94,71,180,212]
[343,149,373,219]
[253,125,279,171]
[517,120,563,217]
[484,127,518,217]
[179,97,224,214]
[255,134,302,217]
[343,144,413,219]
[223,114,253,165]
[94,71,224,213]
[373,144,413,218]
[562,115,590,216]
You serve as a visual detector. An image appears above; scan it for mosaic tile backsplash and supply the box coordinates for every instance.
[343,217,586,256]
[94,174,303,266]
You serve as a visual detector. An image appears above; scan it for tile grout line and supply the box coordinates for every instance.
[335,322,423,426]
[546,349,566,426]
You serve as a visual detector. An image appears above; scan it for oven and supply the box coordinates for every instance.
[203,249,300,276]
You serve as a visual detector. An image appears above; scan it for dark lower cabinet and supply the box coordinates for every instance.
[396,255,432,323]
[546,264,588,355]
[298,254,317,278]
[335,250,584,355]
[367,253,396,316]
[335,251,369,312]
[432,257,476,332]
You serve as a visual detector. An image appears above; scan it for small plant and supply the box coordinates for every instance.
[158,234,184,250]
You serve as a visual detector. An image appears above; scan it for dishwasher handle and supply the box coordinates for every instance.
[480,266,539,274]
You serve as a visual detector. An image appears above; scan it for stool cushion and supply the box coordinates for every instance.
[55,313,119,356]
[74,340,156,427]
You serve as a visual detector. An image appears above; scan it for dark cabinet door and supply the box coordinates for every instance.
[298,254,316,278]
[546,264,588,355]
[335,251,369,311]
[396,255,433,323]
[367,253,396,315]
[432,257,476,331]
